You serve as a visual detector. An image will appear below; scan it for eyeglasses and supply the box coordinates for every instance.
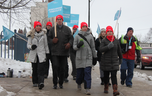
[57,19,62,20]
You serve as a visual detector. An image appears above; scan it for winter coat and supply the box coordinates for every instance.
[73,29,97,69]
[46,28,52,55]
[48,24,73,56]
[95,36,104,61]
[99,38,122,71]
[70,32,76,55]
[26,29,49,63]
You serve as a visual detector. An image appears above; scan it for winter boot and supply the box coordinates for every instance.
[38,83,44,90]
[77,84,81,90]
[113,84,120,96]
[100,77,104,85]
[86,89,91,95]
[104,83,109,93]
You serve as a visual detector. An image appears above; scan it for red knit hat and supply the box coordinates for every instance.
[106,26,114,34]
[34,21,42,28]
[73,25,78,29]
[56,15,64,21]
[46,21,52,27]
[80,22,88,29]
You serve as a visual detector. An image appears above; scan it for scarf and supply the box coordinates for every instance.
[106,35,115,42]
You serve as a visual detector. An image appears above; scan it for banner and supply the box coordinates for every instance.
[67,14,79,27]
[96,24,100,35]
[114,9,121,21]
[48,0,63,18]
[63,5,71,22]
[73,29,79,38]
[0,26,14,41]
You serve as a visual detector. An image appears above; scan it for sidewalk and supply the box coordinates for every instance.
[0,65,152,96]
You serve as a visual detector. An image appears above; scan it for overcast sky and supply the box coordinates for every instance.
[0,0,152,40]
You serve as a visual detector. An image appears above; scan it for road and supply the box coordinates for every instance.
[134,65,152,76]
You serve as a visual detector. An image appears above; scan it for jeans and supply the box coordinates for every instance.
[120,58,134,86]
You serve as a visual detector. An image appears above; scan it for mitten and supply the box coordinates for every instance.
[31,45,37,50]
[107,42,114,49]
[77,41,84,48]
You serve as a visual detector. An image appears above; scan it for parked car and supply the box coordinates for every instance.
[135,47,152,70]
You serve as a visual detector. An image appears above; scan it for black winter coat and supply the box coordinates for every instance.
[48,24,73,56]
[99,38,122,71]
[95,36,103,61]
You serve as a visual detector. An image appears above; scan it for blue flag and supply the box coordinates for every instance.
[67,14,79,27]
[73,29,79,38]
[114,9,121,21]
[48,0,63,18]
[0,26,14,41]
[96,24,100,35]
[63,5,71,22]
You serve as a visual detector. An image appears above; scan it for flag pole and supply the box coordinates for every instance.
[55,16,57,37]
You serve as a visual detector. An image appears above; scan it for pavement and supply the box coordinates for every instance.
[0,65,152,96]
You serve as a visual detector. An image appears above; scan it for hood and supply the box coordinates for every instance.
[78,28,91,36]
[26,29,47,37]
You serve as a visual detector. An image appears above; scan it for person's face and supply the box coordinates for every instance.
[106,31,113,36]
[73,28,77,34]
[81,26,87,32]
[127,30,133,38]
[46,25,51,30]
[101,31,106,37]
[57,18,63,25]
[35,25,41,32]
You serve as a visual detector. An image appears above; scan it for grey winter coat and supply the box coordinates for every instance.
[73,29,97,69]
[26,29,49,63]
[99,38,122,71]
[48,25,73,56]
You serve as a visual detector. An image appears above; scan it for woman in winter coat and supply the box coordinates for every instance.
[99,26,122,96]
[73,22,97,95]
[26,21,49,90]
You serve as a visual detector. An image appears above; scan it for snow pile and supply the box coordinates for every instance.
[0,57,31,78]
[134,71,152,81]
[0,85,16,96]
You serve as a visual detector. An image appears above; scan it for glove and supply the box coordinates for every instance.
[107,42,114,49]
[93,58,97,66]
[31,44,37,50]
[119,59,122,64]
[52,37,58,44]
[65,43,71,50]
[136,58,141,63]
[77,41,84,48]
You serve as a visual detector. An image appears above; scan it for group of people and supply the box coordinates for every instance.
[26,14,142,96]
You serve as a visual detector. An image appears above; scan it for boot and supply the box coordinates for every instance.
[113,84,120,96]
[104,83,109,93]
[100,77,104,85]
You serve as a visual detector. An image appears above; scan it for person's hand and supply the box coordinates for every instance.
[65,43,71,50]
[77,41,84,48]
[107,42,114,49]
[31,45,37,50]
[93,58,97,66]
[52,37,58,44]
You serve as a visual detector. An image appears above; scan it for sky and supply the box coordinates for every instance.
[0,0,152,40]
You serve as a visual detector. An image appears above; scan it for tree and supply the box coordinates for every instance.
[142,28,152,43]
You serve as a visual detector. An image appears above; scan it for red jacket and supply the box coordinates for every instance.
[123,42,136,60]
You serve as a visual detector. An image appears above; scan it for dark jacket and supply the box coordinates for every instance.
[48,24,73,56]
[95,36,104,61]
[99,38,122,71]
[119,35,141,60]
[46,28,52,55]
[70,32,76,55]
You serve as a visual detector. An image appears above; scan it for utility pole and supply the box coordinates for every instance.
[88,0,90,27]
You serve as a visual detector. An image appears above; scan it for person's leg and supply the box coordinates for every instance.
[52,55,59,89]
[70,52,77,80]
[99,61,104,85]
[64,58,69,82]
[120,58,128,85]
[104,71,109,93]
[76,68,84,85]
[126,59,134,87]
[58,56,67,88]
[44,54,51,78]
[84,67,92,89]
[111,70,119,96]
[31,63,38,86]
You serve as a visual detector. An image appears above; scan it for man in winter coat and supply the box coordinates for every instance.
[73,22,97,95]
[70,25,78,80]
[119,27,142,88]
[45,21,53,79]
[48,15,73,89]
[27,21,49,90]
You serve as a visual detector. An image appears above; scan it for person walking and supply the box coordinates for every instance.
[119,27,142,88]
[73,22,97,95]
[48,15,73,89]
[45,21,53,79]
[26,21,49,90]
[70,25,78,80]
[99,26,122,96]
